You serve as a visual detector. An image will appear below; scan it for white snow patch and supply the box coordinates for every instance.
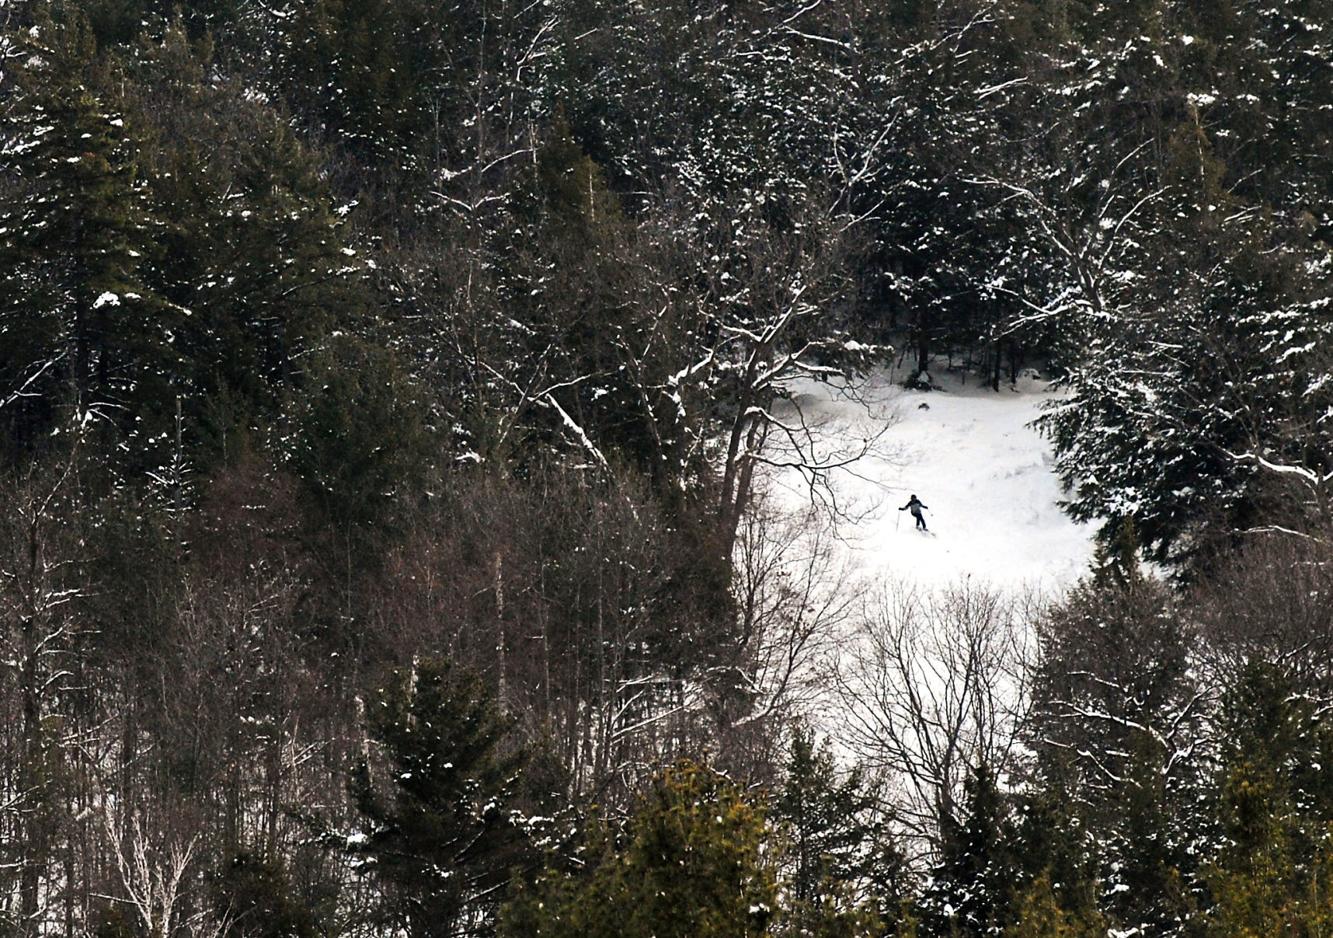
[766,366,1097,590]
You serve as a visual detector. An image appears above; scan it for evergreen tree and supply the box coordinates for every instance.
[287,334,429,535]
[275,0,425,168]
[211,852,321,938]
[1203,663,1333,935]
[1003,874,1104,938]
[1028,547,1203,934]
[772,726,908,935]
[122,23,375,474]
[1012,0,1333,564]
[500,762,775,938]
[919,763,1020,937]
[1011,779,1103,936]
[0,9,174,472]
[345,659,531,938]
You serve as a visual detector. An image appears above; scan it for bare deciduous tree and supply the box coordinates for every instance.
[835,581,1033,856]
[716,500,863,780]
[101,802,232,938]
[0,449,86,936]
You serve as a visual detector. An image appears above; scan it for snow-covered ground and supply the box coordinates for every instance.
[766,365,1099,593]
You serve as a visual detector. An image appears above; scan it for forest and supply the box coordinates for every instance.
[0,0,1331,934]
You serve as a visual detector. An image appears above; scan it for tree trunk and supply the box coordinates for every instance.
[916,318,930,380]
[19,615,43,936]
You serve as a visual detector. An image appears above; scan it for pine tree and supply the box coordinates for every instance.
[1203,663,1333,935]
[0,8,174,472]
[211,852,321,938]
[772,727,908,935]
[287,334,429,535]
[500,762,775,938]
[124,23,375,473]
[1012,779,1103,936]
[1004,874,1104,938]
[919,763,1020,937]
[1009,0,1333,564]
[1028,554,1203,934]
[346,659,531,938]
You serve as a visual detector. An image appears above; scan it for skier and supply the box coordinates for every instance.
[899,494,929,531]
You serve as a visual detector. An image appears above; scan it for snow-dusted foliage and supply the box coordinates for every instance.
[976,0,1333,564]
[1,0,1331,934]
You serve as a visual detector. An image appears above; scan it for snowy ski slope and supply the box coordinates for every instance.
[766,366,1098,592]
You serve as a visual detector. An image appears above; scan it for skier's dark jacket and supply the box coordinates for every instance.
[900,496,928,517]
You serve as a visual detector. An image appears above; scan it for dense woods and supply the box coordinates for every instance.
[1,0,1331,934]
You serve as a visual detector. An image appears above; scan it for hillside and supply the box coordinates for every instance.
[1,1,1330,935]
